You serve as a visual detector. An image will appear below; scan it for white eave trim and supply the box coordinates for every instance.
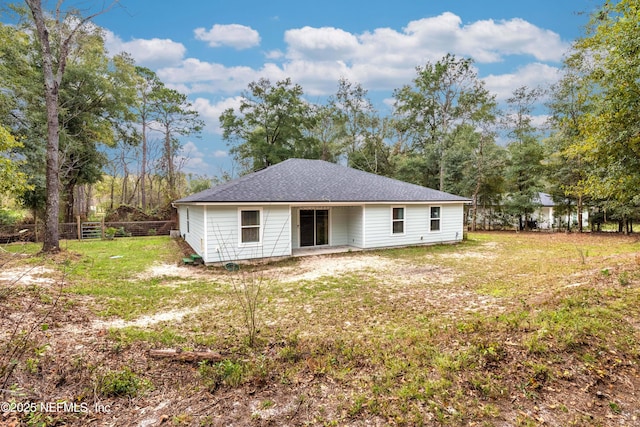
[173,200,469,207]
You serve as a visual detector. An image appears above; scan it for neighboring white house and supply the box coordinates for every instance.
[531,192,589,230]
[471,192,590,231]
[173,159,470,263]
[532,192,556,230]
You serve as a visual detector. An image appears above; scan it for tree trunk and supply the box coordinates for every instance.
[27,0,60,253]
[471,180,482,232]
[141,122,147,210]
[43,92,61,252]
[164,125,176,200]
[82,185,92,220]
[26,0,115,251]
[439,156,445,192]
[63,181,75,223]
[110,176,115,210]
[577,195,583,233]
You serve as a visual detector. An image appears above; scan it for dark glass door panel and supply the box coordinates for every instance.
[300,210,315,247]
[316,210,329,245]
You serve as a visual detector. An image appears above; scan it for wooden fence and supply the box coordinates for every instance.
[0,219,176,243]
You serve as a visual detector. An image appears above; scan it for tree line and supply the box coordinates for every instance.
[221,0,640,234]
[1,1,639,253]
[0,2,203,251]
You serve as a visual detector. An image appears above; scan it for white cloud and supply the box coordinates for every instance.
[157,58,261,94]
[530,114,551,129]
[265,49,285,60]
[272,12,569,95]
[103,29,186,67]
[194,24,260,49]
[113,12,570,107]
[280,60,352,95]
[192,96,245,134]
[483,63,562,100]
[403,13,568,63]
[469,18,566,62]
[177,136,229,176]
[282,12,568,70]
[178,141,207,173]
[285,26,360,60]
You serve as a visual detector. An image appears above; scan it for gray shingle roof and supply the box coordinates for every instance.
[174,159,470,203]
[535,192,555,207]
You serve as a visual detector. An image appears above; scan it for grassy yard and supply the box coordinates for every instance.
[1,232,640,426]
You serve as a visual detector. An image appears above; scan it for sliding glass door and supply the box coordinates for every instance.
[299,209,329,247]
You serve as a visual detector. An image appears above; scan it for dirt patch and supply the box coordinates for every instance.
[279,254,397,282]
[91,306,207,330]
[135,262,215,281]
[0,266,57,286]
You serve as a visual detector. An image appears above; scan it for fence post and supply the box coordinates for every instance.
[101,217,105,239]
[77,216,81,240]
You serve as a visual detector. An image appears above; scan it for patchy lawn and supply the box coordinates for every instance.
[1,232,640,426]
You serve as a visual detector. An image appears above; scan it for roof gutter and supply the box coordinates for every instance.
[172,200,471,207]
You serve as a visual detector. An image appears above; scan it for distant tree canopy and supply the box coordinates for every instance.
[393,54,497,192]
[0,2,202,245]
[220,78,321,172]
[0,125,30,196]
[2,0,640,235]
[550,0,640,230]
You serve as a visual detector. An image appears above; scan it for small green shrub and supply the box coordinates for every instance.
[609,401,622,414]
[114,226,130,237]
[618,271,630,286]
[198,359,245,391]
[104,227,117,240]
[0,208,23,225]
[97,367,151,397]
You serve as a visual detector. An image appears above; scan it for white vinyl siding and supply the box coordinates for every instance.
[329,206,364,248]
[179,205,205,258]
[348,206,364,248]
[178,202,464,263]
[205,205,291,263]
[331,207,349,246]
[363,204,464,249]
[291,207,300,249]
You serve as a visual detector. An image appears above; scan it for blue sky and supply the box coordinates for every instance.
[90,0,598,177]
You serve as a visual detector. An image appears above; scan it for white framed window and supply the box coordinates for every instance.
[430,206,441,232]
[392,206,405,235]
[186,208,190,233]
[239,208,262,245]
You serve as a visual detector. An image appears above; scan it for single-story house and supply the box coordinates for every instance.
[531,192,556,230]
[531,192,589,230]
[173,159,470,263]
[471,192,590,231]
